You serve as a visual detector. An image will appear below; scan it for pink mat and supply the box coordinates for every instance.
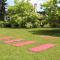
[0,36,12,41]
[29,44,55,52]
[4,39,24,44]
[12,41,35,47]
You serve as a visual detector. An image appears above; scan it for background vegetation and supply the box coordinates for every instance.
[0,0,60,28]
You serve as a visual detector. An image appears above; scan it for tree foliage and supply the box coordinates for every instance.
[0,0,7,20]
[42,0,60,27]
[7,0,41,28]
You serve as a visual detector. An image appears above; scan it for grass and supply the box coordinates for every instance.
[0,28,60,60]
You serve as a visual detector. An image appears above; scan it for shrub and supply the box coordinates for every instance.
[9,15,19,28]
[33,20,40,28]
[25,22,33,29]
[15,17,23,28]
[40,20,47,27]
[0,21,6,27]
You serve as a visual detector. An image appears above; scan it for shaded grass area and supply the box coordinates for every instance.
[0,28,60,60]
[29,28,60,37]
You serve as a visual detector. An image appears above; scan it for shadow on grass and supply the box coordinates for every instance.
[29,29,60,37]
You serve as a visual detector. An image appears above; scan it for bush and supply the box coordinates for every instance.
[25,22,33,29]
[15,17,23,28]
[0,21,6,27]
[40,20,47,27]
[33,20,40,28]
[9,15,20,28]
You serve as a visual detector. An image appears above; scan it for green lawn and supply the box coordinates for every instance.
[0,28,60,60]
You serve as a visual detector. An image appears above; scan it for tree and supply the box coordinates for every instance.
[8,0,41,28]
[0,0,7,20]
[42,0,60,27]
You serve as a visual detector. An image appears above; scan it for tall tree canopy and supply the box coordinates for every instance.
[8,0,34,17]
[42,0,60,27]
[8,0,40,28]
[0,0,7,20]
